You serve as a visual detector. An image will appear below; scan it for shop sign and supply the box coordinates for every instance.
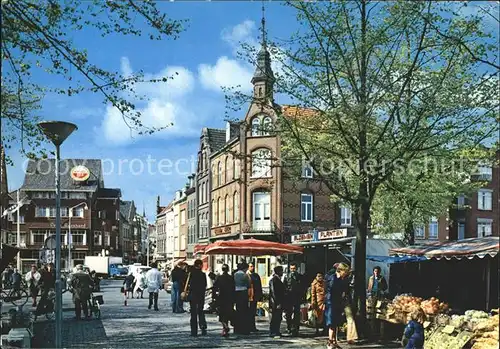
[291,232,314,243]
[70,166,90,181]
[318,228,348,240]
[49,223,87,229]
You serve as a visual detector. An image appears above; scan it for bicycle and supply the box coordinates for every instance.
[33,289,55,321]
[0,286,29,307]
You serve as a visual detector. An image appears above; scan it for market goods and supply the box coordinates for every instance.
[421,297,449,315]
[425,327,473,349]
[389,294,423,313]
[471,337,499,349]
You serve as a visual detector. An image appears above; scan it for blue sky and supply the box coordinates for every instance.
[7,2,298,222]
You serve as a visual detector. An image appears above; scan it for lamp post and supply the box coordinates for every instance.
[38,121,77,349]
[68,202,88,271]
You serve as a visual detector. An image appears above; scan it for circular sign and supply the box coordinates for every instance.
[70,166,90,181]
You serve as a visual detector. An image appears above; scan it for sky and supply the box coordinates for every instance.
[5,2,498,223]
[6,2,298,222]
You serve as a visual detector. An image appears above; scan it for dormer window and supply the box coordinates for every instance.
[302,163,313,178]
[251,115,273,137]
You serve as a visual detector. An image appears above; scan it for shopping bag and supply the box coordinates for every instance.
[308,309,317,327]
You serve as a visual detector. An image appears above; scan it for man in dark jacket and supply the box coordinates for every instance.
[71,264,93,320]
[11,268,22,290]
[269,266,285,338]
[248,262,263,333]
[212,264,235,337]
[36,263,56,316]
[283,262,302,336]
[188,259,207,337]
[171,261,187,313]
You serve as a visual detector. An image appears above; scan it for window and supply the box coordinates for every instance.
[217,198,221,225]
[49,207,57,217]
[262,116,272,136]
[36,206,47,217]
[233,192,239,222]
[104,232,110,246]
[302,163,313,178]
[340,206,352,226]
[69,192,86,199]
[72,207,84,218]
[60,207,69,217]
[477,164,493,181]
[32,231,46,244]
[217,161,223,187]
[233,157,240,179]
[251,118,260,136]
[301,194,313,222]
[428,217,438,239]
[458,222,465,240]
[253,191,271,230]
[224,157,229,183]
[251,148,272,178]
[415,226,425,239]
[94,231,102,246]
[212,200,217,227]
[457,195,465,208]
[477,219,492,237]
[225,195,230,224]
[12,215,25,223]
[478,190,492,210]
[181,210,186,225]
[174,214,179,228]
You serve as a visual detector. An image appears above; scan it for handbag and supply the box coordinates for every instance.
[180,273,191,301]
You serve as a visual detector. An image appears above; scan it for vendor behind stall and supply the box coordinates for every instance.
[367,266,388,340]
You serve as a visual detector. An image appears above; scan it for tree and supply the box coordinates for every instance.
[1,0,185,159]
[230,0,499,332]
[370,147,494,245]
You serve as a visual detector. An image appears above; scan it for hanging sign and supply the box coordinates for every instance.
[70,166,90,181]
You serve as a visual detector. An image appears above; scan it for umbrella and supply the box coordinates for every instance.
[1,244,20,272]
[203,238,304,256]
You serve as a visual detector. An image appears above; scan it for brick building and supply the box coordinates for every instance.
[416,150,500,242]
[8,159,123,272]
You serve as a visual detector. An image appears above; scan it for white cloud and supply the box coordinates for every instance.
[198,56,253,92]
[198,20,288,94]
[96,57,200,145]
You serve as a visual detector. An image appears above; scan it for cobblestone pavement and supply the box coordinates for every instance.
[32,280,400,348]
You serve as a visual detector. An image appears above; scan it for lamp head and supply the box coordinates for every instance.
[38,121,77,146]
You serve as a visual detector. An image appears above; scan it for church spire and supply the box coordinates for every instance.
[251,2,274,100]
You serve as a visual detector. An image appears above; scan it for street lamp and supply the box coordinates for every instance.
[38,121,77,349]
[68,202,88,271]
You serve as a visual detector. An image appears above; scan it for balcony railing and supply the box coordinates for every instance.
[243,221,277,234]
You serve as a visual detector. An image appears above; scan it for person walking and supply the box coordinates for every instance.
[269,265,285,339]
[212,264,235,338]
[324,262,350,349]
[247,262,263,333]
[233,262,250,335]
[25,265,41,307]
[171,261,187,313]
[71,264,93,320]
[36,263,56,316]
[283,262,303,337]
[187,259,207,337]
[11,268,22,291]
[345,270,359,344]
[310,272,326,336]
[122,273,135,305]
[134,269,146,299]
[145,262,162,311]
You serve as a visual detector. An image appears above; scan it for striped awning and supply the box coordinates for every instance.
[389,236,499,260]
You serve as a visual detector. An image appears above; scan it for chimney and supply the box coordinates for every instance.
[226,121,231,142]
[175,190,181,201]
[156,196,161,214]
[189,174,195,188]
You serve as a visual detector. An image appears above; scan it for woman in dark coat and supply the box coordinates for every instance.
[324,262,350,349]
[212,264,235,337]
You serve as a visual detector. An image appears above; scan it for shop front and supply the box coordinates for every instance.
[291,228,354,285]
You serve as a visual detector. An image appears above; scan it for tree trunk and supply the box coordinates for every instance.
[404,220,415,246]
[354,198,370,337]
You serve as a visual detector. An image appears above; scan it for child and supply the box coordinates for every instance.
[403,307,425,349]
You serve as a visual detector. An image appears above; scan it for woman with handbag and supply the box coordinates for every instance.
[310,273,326,336]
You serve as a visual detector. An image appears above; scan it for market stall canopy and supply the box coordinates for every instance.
[389,236,499,260]
[345,254,427,264]
[204,238,304,256]
[1,244,20,271]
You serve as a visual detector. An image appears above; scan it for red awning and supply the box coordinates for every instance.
[193,244,208,255]
[389,236,499,260]
[204,238,304,256]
